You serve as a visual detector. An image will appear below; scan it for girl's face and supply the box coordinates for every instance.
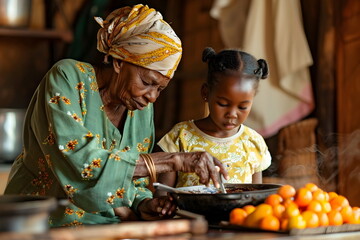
[109,61,170,110]
[205,75,256,136]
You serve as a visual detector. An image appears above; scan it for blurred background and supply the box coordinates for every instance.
[0,0,359,206]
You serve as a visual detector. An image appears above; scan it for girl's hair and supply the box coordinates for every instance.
[202,47,269,90]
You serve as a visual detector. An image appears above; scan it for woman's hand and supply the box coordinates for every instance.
[176,152,229,188]
[137,196,177,220]
[114,207,140,221]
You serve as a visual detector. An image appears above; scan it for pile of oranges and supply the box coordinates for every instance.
[229,183,360,231]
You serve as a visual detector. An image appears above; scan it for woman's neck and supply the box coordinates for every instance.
[95,65,127,130]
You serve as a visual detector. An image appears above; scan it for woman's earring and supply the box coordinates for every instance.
[204,97,207,101]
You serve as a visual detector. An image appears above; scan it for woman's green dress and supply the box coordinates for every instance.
[5,59,154,226]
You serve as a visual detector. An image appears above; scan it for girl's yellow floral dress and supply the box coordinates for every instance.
[158,120,271,187]
[5,59,154,227]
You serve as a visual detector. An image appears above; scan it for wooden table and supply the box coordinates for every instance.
[2,223,360,240]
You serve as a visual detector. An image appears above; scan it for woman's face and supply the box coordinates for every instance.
[109,61,170,111]
[206,75,256,135]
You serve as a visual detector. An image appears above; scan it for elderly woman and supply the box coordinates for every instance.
[4,4,227,227]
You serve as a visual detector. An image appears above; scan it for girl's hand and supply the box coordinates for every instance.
[137,196,177,220]
[176,152,229,188]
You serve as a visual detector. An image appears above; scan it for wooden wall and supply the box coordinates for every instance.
[336,0,360,206]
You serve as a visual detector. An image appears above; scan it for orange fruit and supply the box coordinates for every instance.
[265,194,283,207]
[305,183,319,192]
[328,191,338,200]
[273,204,285,219]
[320,201,332,213]
[312,189,326,202]
[243,205,256,215]
[277,185,296,199]
[349,207,360,224]
[340,206,354,223]
[229,208,248,225]
[283,204,300,219]
[244,203,273,228]
[327,210,343,226]
[283,198,297,208]
[294,187,313,207]
[259,215,280,231]
[323,192,330,202]
[306,200,323,213]
[280,218,289,231]
[301,210,319,228]
[317,212,329,226]
[288,215,306,229]
[330,195,350,211]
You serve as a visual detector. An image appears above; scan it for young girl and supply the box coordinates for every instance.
[156,47,271,191]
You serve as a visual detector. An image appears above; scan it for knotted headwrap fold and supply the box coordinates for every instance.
[95,4,182,78]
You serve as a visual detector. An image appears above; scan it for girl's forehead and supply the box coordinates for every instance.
[215,75,256,93]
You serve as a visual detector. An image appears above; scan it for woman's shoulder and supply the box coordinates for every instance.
[51,59,93,75]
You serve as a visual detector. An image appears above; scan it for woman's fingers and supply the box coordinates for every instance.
[214,158,229,180]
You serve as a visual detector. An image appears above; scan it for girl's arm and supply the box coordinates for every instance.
[252,172,262,184]
[154,171,177,197]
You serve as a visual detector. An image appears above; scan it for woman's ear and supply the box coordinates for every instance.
[113,59,122,73]
[201,83,209,101]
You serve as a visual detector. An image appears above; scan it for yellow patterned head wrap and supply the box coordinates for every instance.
[95,4,182,79]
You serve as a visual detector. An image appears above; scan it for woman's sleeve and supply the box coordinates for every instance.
[39,61,151,212]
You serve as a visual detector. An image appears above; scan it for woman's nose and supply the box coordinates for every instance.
[145,88,158,103]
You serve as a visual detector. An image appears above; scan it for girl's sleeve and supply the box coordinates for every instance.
[255,136,272,172]
[39,61,151,213]
[157,126,181,153]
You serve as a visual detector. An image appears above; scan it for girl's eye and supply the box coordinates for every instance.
[217,102,228,107]
[239,106,248,110]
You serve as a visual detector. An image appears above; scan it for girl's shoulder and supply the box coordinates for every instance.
[171,120,195,131]
[240,125,266,142]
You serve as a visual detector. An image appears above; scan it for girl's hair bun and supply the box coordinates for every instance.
[257,59,269,79]
[202,47,216,63]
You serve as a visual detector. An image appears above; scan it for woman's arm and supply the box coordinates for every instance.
[134,151,228,188]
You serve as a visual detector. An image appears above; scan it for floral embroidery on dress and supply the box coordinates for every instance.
[43,130,55,145]
[62,220,82,227]
[64,184,78,198]
[75,210,85,218]
[63,139,78,151]
[116,188,125,198]
[128,110,134,117]
[136,137,152,152]
[109,151,121,161]
[49,93,71,105]
[75,82,86,91]
[81,158,102,179]
[67,111,83,124]
[106,188,126,205]
[121,146,130,152]
[62,96,71,104]
[31,157,54,195]
[90,81,98,92]
[84,131,93,139]
[109,139,117,151]
[76,62,86,73]
[45,154,52,168]
[65,208,75,215]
